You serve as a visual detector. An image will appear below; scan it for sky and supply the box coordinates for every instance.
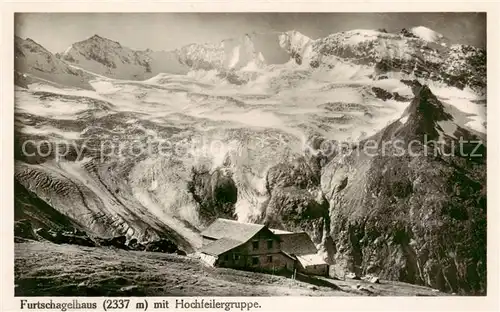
[15,13,486,53]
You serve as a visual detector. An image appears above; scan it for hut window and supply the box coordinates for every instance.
[233,253,240,261]
[267,240,273,250]
[252,256,259,265]
[267,255,273,263]
[252,240,259,250]
[224,254,229,261]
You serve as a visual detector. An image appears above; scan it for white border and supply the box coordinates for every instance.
[2,2,499,311]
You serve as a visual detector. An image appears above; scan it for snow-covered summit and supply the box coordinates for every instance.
[176,31,296,71]
[16,25,485,94]
[409,26,444,42]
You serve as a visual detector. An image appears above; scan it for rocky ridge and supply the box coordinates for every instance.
[317,84,486,294]
[46,27,486,93]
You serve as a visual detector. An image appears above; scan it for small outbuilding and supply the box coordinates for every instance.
[274,232,329,276]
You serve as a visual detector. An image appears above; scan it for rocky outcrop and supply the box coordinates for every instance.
[15,178,99,247]
[14,179,84,235]
[14,219,37,242]
[95,236,128,249]
[144,238,178,253]
[34,228,95,247]
[371,87,409,102]
[14,71,31,89]
[401,28,419,38]
[258,156,331,244]
[127,238,146,251]
[187,166,238,225]
[15,177,182,252]
[320,85,486,294]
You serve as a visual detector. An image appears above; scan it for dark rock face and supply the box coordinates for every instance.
[14,72,31,88]
[14,179,97,247]
[60,232,96,247]
[33,228,54,241]
[188,166,238,225]
[14,219,37,241]
[14,173,182,252]
[371,87,394,101]
[259,156,330,244]
[371,87,410,102]
[14,179,79,230]
[34,228,96,247]
[442,45,486,93]
[321,85,486,294]
[95,236,128,250]
[400,28,418,38]
[266,156,320,192]
[265,187,329,241]
[144,238,178,253]
[370,40,485,94]
[127,238,146,251]
[324,157,486,294]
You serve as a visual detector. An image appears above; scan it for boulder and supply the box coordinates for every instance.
[144,238,178,253]
[400,28,418,38]
[118,285,145,296]
[95,235,129,250]
[33,227,95,247]
[127,238,146,251]
[346,272,361,280]
[370,276,380,284]
[64,233,95,247]
[34,227,58,242]
[14,219,36,240]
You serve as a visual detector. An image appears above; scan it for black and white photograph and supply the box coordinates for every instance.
[11,11,489,300]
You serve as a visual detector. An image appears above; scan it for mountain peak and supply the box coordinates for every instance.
[81,34,121,47]
[90,34,104,40]
[378,84,453,143]
[366,82,455,145]
[404,85,452,122]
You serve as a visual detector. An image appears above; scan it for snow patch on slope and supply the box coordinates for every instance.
[428,83,486,134]
[228,46,241,69]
